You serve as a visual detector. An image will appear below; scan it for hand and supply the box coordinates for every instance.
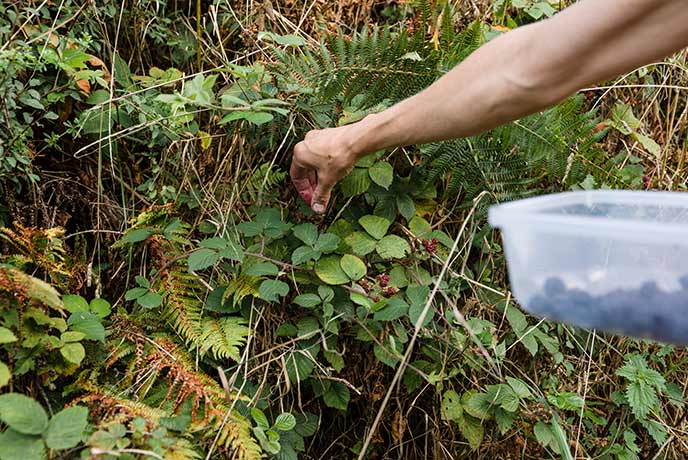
[290,126,359,214]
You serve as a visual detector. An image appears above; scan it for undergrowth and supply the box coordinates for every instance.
[1,1,687,459]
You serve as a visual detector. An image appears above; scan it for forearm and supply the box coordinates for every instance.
[347,0,688,159]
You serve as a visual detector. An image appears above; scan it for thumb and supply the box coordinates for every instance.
[311,179,334,214]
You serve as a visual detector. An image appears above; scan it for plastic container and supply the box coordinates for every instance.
[488,190,688,344]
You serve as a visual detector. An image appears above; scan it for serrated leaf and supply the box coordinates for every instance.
[408,301,434,328]
[376,235,410,259]
[323,382,350,411]
[396,194,415,220]
[0,326,17,344]
[293,294,321,308]
[286,350,315,383]
[368,161,393,189]
[457,415,484,450]
[409,216,432,237]
[45,405,88,450]
[315,256,349,285]
[374,298,408,321]
[62,295,89,313]
[296,317,319,338]
[291,246,318,265]
[344,232,377,256]
[442,390,463,422]
[188,248,219,271]
[293,223,318,246]
[506,377,532,399]
[358,215,390,240]
[259,280,290,302]
[626,381,658,420]
[60,342,85,365]
[463,392,493,420]
[67,312,105,342]
[0,393,48,435]
[640,418,668,446]
[246,262,280,277]
[314,233,340,253]
[506,307,527,334]
[534,421,554,447]
[494,408,515,434]
[340,254,366,281]
[341,168,371,197]
[548,392,584,411]
[0,429,45,460]
[116,228,153,245]
[274,413,297,431]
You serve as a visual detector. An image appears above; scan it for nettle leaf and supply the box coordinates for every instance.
[0,393,49,435]
[358,215,390,240]
[340,254,366,281]
[293,223,318,246]
[0,429,45,460]
[344,232,377,256]
[315,256,349,285]
[376,235,410,259]
[626,381,658,420]
[548,392,584,412]
[45,405,89,450]
[259,280,290,302]
[274,413,297,431]
[442,390,463,422]
[368,161,394,189]
[188,248,220,271]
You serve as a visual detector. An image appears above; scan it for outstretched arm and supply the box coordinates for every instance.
[291,0,688,214]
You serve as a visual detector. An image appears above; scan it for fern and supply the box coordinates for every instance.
[273,18,603,206]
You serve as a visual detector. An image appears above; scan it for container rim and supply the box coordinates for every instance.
[488,190,688,236]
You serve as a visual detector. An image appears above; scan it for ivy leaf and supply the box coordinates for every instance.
[188,248,220,271]
[344,232,377,256]
[626,381,658,419]
[315,256,349,285]
[340,254,366,281]
[0,429,45,460]
[368,161,393,189]
[45,405,89,450]
[376,235,410,259]
[62,295,89,313]
[60,342,86,365]
[0,393,49,435]
[274,413,297,431]
[358,215,390,240]
[259,280,290,302]
[293,223,318,246]
[323,382,350,411]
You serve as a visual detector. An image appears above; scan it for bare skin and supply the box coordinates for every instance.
[291,0,688,214]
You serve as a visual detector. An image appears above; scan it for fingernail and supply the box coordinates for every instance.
[312,203,324,214]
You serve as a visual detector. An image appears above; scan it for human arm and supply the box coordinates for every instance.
[291,0,688,213]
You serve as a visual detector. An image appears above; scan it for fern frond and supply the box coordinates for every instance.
[0,264,65,312]
[198,317,249,362]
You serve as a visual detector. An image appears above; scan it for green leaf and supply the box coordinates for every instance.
[296,317,320,338]
[358,215,390,240]
[341,168,371,197]
[640,418,668,446]
[138,292,163,309]
[292,246,318,265]
[626,381,658,419]
[548,392,584,411]
[117,228,153,245]
[60,342,85,365]
[124,287,147,301]
[293,223,318,246]
[61,331,85,343]
[323,382,350,411]
[396,194,415,220]
[633,133,661,157]
[408,301,434,328]
[344,232,377,256]
[259,280,290,302]
[159,415,191,432]
[376,235,410,259]
[67,312,106,342]
[457,414,484,451]
[62,295,89,313]
[45,405,88,450]
[534,421,554,448]
[315,256,349,285]
[293,294,321,308]
[251,408,270,431]
[313,233,340,253]
[219,110,274,125]
[86,89,110,105]
[0,429,45,460]
[340,254,366,281]
[409,216,431,237]
[368,161,393,189]
[188,248,220,271]
[89,298,111,318]
[246,262,280,277]
[274,413,297,431]
[506,307,528,334]
[0,326,17,344]
[0,361,10,388]
[0,393,49,435]
[463,392,493,420]
[286,350,315,382]
[442,390,463,422]
[506,377,532,399]
[374,298,408,321]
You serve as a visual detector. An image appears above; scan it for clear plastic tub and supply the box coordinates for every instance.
[488,190,688,344]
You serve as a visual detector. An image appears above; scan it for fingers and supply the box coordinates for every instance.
[311,176,335,214]
[290,143,315,205]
